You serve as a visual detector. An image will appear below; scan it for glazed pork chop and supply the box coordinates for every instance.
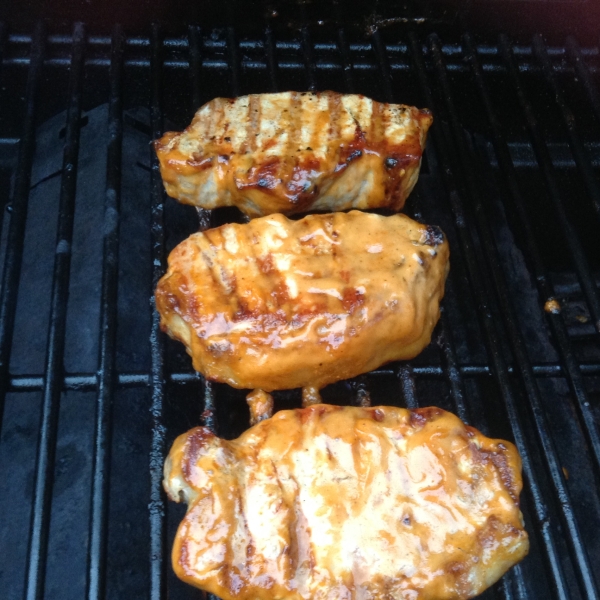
[164,404,529,600]
[154,91,432,217]
[155,211,449,394]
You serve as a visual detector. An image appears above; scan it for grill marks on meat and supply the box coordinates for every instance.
[154,91,432,217]
[163,404,529,600]
[155,211,449,392]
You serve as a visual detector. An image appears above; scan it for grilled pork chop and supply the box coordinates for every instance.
[154,91,432,217]
[155,211,449,393]
[164,404,529,600]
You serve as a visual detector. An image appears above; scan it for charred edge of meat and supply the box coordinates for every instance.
[422,225,445,247]
[410,406,444,428]
[182,427,217,480]
[346,149,363,163]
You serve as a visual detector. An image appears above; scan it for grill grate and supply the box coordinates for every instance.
[87,24,124,600]
[0,20,599,600]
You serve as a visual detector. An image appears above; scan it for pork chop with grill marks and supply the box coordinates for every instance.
[155,210,449,395]
[164,404,529,600]
[154,91,432,217]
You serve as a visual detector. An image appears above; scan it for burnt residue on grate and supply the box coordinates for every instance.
[0,21,599,600]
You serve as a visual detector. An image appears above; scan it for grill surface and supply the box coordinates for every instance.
[0,18,599,600]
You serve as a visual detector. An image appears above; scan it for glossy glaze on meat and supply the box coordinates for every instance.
[164,404,529,600]
[155,211,449,392]
[154,91,432,217]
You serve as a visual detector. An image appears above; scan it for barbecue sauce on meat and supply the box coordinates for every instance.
[154,91,432,217]
[155,211,449,392]
[164,405,529,600]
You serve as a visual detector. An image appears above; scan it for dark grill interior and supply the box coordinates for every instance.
[0,17,599,600]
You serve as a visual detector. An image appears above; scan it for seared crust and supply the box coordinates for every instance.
[164,404,529,600]
[154,91,432,217]
[155,211,449,391]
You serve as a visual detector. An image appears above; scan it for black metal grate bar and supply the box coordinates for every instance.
[264,25,279,93]
[419,214,473,423]
[370,29,473,426]
[149,22,167,600]
[397,365,419,409]
[499,34,600,337]
[301,26,317,92]
[512,565,529,599]
[464,34,598,480]
[409,32,571,600]
[0,21,45,432]
[189,25,203,111]
[0,20,7,234]
[429,31,599,599]
[437,308,471,424]
[371,30,394,106]
[86,24,124,600]
[532,34,600,226]
[463,31,600,485]
[566,35,600,126]
[4,360,600,393]
[227,26,241,98]
[336,26,355,93]
[431,31,600,599]
[0,22,6,82]
[23,23,85,600]
[500,36,600,476]
[4,34,600,77]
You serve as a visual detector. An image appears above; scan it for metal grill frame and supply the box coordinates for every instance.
[0,19,598,600]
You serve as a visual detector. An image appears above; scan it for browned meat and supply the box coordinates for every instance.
[154,91,432,217]
[155,210,449,393]
[164,404,529,600]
